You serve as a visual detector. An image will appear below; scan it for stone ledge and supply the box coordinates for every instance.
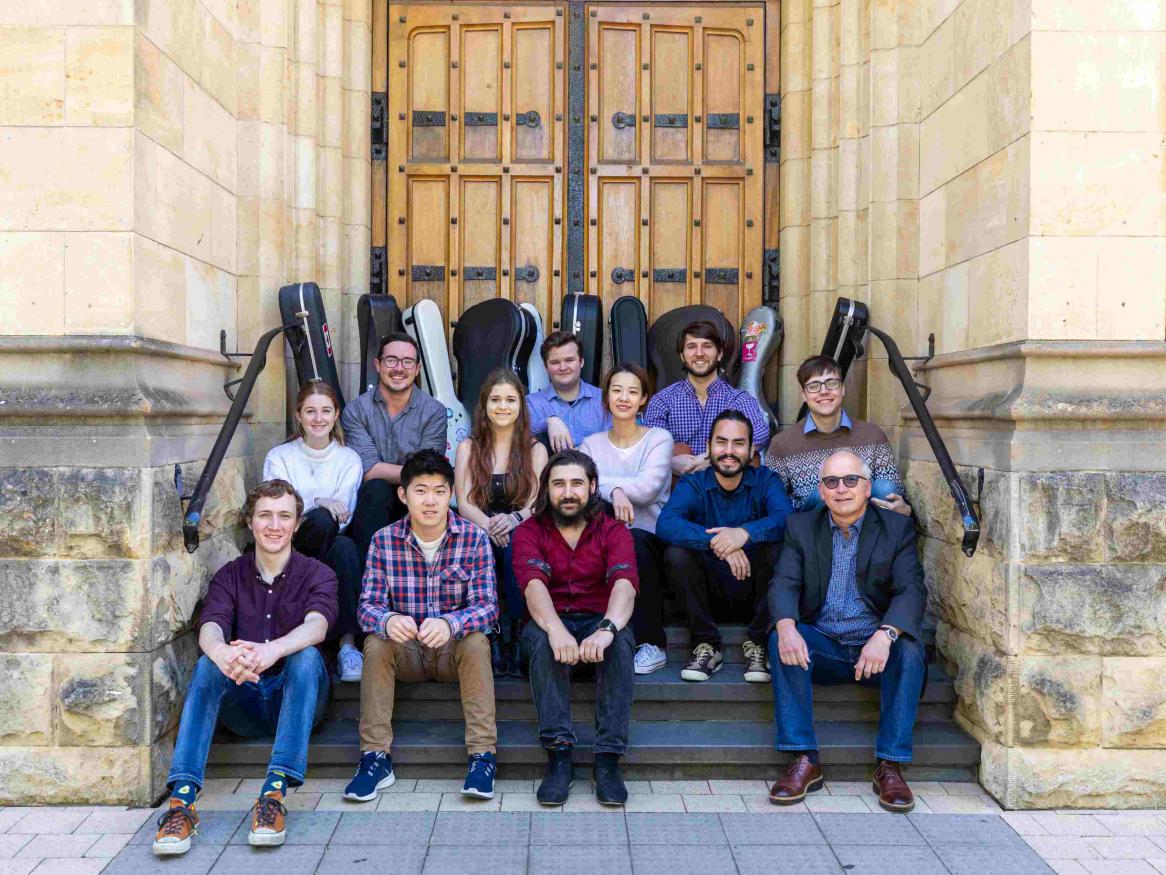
[0,745,151,806]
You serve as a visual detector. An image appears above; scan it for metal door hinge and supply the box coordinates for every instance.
[764,94,780,163]
[763,248,779,305]
[371,93,387,161]
[370,246,387,295]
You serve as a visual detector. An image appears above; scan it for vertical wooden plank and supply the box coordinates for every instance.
[372,0,388,285]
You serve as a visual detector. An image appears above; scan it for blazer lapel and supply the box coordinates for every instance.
[854,508,881,590]
[812,506,833,603]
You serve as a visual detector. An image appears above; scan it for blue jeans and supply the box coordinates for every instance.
[768,623,925,762]
[800,477,898,511]
[167,647,329,791]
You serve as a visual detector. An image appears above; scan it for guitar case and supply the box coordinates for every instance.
[278,282,345,406]
[513,305,537,389]
[737,306,784,438]
[452,298,526,413]
[609,295,649,374]
[357,293,404,394]
[519,302,551,392]
[796,296,872,422]
[402,298,471,463]
[560,293,603,386]
[646,304,739,391]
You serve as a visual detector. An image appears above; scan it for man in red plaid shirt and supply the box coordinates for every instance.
[343,449,500,802]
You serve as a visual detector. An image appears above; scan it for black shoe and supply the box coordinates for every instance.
[491,635,507,678]
[592,752,628,806]
[537,745,573,806]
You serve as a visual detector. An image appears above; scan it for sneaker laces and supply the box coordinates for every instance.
[357,750,385,776]
[468,753,496,780]
[635,644,663,665]
[253,794,286,829]
[691,642,715,663]
[157,805,195,836]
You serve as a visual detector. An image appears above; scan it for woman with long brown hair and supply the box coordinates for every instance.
[454,368,549,676]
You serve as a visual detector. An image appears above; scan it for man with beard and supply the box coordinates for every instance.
[657,411,793,683]
[644,320,770,476]
[511,450,638,807]
[342,333,448,556]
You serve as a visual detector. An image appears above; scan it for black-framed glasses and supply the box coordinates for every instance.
[820,474,867,490]
[379,356,417,369]
[804,378,842,394]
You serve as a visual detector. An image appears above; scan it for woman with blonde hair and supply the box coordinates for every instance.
[455,368,548,676]
[263,379,365,681]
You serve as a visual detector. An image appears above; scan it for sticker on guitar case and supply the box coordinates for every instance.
[741,320,766,363]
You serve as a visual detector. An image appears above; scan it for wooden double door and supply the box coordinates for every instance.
[378,2,768,339]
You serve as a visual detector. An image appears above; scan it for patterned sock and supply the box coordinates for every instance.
[170,782,197,807]
[260,771,287,799]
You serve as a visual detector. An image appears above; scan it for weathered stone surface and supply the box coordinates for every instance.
[0,654,53,745]
[151,633,199,742]
[0,468,58,557]
[54,653,147,746]
[147,533,242,648]
[937,622,1008,743]
[904,460,1010,559]
[1018,471,1106,563]
[1021,563,1166,655]
[58,467,146,559]
[1016,656,1102,747]
[0,746,150,806]
[1102,657,1166,748]
[0,559,147,651]
[1106,474,1166,563]
[921,535,1009,650]
[150,727,177,803]
[152,455,247,556]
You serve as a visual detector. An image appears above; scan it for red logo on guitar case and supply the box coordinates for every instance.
[322,323,334,357]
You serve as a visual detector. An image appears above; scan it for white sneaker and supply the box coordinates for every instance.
[339,645,363,682]
[633,643,667,675]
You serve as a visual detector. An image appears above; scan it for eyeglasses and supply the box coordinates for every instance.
[804,378,842,394]
[379,356,418,369]
[820,474,867,490]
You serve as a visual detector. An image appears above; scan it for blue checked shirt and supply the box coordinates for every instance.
[643,376,770,455]
[527,381,611,445]
[815,513,881,645]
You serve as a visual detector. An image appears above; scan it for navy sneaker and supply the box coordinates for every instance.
[461,752,497,799]
[344,750,395,802]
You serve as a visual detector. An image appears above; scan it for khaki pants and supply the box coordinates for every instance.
[360,631,497,755]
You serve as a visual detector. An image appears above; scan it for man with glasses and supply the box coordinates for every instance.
[342,333,448,556]
[767,450,927,813]
[765,355,909,514]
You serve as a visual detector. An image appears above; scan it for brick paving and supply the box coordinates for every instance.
[6,778,1166,873]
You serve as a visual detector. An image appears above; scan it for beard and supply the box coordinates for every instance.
[711,454,746,477]
[550,497,585,526]
[682,357,719,378]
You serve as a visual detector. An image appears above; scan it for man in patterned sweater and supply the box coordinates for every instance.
[766,355,910,516]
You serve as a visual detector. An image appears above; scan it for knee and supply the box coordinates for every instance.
[191,654,227,687]
[611,626,635,657]
[870,478,898,502]
[360,480,393,503]
[662,545,695,569]
[523,624,551,655]
[459,632,490,661]
[284,646,324,680]
[893,635,926,668]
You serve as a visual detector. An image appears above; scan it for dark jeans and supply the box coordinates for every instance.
[493,542,525,641]
[294,508,364,640]
[294,507,337,557]
[769,622,926,762]
[347,479,406,557]
[631,529,667,649]
[523,612,636,755]
[663,541,779,649]
[167,648,329,791]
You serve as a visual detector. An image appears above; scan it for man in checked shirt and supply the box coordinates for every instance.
[342,449,500,803]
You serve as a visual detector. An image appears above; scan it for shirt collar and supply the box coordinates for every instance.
[550,380,601,404]
[701,465,758,491]
[248,549,298,583]
[684,375,728,398]
[829,510,866,535]
[388,510,463,542]
[372,385,417,413]
[804,409,852,434]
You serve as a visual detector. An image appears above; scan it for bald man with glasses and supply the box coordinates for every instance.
[765,450,927,814]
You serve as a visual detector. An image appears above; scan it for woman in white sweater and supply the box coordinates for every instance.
[263,379,365,681]
[580,364,673,674]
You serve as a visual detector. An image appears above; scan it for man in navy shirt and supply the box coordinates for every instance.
[657,411,792,684]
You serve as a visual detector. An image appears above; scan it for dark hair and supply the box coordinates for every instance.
[466,368,538,510]
[676,320,725,355]
[289,379,346,445]
[400,449,454,490]
[540,330,582,364]
[242,479,304,523]
[601,363,652,414]
[709,409,753,448]
[378,332,420,360]
[532,449,602,520]
[796,355,842,387]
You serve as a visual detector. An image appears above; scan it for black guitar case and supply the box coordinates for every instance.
[796,296,871,422]
[514,306,538,389]
[646,304,739,391]
[357,293,404,394]
[560,294,603,386]
[609,295,649,374]
[278,282,345,406]
[452,298,526,413]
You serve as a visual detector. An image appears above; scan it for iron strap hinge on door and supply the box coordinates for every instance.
[765,94,780,163]
[371,93,387,161]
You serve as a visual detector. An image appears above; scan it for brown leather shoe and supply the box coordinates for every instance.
[873,760,915,812]
[152,799,198,856]
[768,755,824,804]
[248,793,287,846]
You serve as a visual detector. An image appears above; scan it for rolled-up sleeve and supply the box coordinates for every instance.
[603,521,639,592]
[511,518,550,593]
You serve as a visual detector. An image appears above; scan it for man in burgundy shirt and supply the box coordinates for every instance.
[512,449,638,807]
[154,480,337,857]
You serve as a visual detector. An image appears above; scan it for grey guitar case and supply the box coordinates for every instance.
[736,306,783,437]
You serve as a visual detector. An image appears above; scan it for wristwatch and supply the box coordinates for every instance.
[879,625,899,644]
[596,619,618,636]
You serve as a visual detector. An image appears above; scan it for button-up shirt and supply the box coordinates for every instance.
[527,381,611,446]
[511,512,639,615]
[198,550,338,674]
[358,512,498,639]
[341,385,448,474]
[804,410,853,433]
[643,376,770,455]
[816,512,881,644]
[656,466,792,552]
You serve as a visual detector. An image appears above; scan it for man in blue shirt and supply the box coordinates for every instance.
[526,331,611,452]
[657,410,793,684]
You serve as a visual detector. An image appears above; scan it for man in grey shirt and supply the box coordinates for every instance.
[342,332,447,556]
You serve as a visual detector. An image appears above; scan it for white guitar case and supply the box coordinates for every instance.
[520,302,551,392]
[737,306,783,438]
[402,299,471,464]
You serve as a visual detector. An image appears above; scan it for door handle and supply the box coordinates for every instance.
[611,112,636,130]
[515,110,542,128]
[610,267,635,284]
[514,265,541,283]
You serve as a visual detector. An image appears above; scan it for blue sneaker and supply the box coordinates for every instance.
[344,750,395,802]
[461,752,497,799]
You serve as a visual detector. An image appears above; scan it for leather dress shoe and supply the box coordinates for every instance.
[768,755,823,805]
[873,760,915,812]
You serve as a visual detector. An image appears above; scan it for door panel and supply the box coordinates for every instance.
[460,26,502,162]
[511,177,554,316]
[649,179,692,321]
[512,24,555,162]
[702,30,744,163]
[701,178,743,323]
[597,25,640,165]
[408,29,450,162]
[650,28,693,164]
[596,177,640,310]
[406,176,449,312]
[458,177,501,312]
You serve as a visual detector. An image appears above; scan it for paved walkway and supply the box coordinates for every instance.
[3,778,1166,874]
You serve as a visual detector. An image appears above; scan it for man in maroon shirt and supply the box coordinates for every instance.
[512,449,638,807]
[153,480,337,857]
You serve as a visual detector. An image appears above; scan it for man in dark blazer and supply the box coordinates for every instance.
[767,450,927,813]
